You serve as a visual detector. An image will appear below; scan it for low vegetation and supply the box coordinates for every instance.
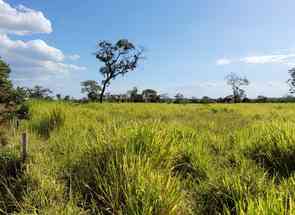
[0,101,295,214]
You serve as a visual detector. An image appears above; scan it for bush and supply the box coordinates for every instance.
[16,104,30,120]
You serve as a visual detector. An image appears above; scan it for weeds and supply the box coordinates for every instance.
[246,122,295,179]
[0,151,25,214]
[0,130,9,146]
[33,108,65,138]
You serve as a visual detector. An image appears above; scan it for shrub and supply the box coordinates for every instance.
[16,104,30,120]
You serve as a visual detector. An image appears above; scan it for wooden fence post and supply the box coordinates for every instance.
[20,132,28,162]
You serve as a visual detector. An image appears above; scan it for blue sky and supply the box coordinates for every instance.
[1,0,295,98]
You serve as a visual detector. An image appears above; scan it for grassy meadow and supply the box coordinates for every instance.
[1,101,295,214]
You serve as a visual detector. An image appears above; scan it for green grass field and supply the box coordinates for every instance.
[1,101,295,214]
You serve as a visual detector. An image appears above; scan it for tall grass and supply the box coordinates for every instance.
[1,101,295,214]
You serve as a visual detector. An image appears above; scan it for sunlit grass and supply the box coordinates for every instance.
[1,101,295,214]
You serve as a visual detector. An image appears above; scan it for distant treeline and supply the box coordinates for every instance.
[19,85,295,104]
[97,94,295,104]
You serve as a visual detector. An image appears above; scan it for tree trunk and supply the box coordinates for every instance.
[99,81,108,103]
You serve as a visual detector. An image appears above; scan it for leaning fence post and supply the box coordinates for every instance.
[20,132,28,162]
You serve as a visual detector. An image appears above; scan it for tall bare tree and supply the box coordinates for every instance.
[288,68,295,94]
[95,39,143,103]
[226,72,250,103]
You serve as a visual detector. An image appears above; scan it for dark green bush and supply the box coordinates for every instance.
[16,104,30,120]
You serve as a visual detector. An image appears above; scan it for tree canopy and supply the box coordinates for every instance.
[26,86,53,99]
[95,39,143,103]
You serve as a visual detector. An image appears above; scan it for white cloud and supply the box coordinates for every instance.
[241,54,295,64]
[0,1,85,81]
[0,0,52,35]
[287,62,295,67]
[196,82,220,88]
[67,54,80,61]
[267,81,287,88]
[216,58,231,65]
[0,33,86,78]
[0,34,64,62]
[217,53,295,66]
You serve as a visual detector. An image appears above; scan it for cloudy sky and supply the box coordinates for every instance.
[0,0,294,98]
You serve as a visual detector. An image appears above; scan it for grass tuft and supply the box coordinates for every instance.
[33,108,65,138]
[0,151,26,214]
[246,122,295,179]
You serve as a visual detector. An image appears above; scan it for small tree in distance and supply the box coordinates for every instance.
[174,93,184,103]
[81,80,101,101]
[95,39,143,103]
[27,85,53,99]
[142,89,158,102]
[127,87,139,102]
[226,72,250,103]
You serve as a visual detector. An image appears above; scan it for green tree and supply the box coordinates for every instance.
[0,58,13,103]
[81,80,101,101]
[64,95,71,101]
[95,39,143,103]
[0,58,27,122]
[56,94,62,100]
[26,85,53,99]
[142,89,158,102]
[127,87,139,102]
[174,93,184,103]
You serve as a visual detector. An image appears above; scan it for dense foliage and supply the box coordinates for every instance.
[0,58,13,104]
[0,59,28,123]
